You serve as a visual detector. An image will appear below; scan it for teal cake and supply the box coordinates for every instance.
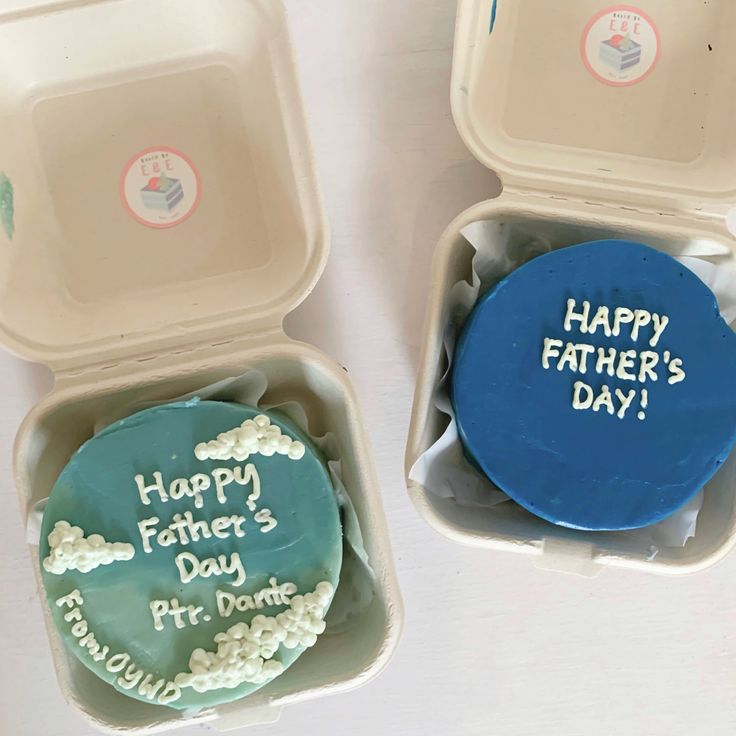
[39,400,343,710]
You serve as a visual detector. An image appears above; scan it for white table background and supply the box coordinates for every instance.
[2,1,736,734]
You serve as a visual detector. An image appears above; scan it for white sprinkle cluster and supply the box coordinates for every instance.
[175,582,334,693]
[194,414,306,463]
[43,521,136,575]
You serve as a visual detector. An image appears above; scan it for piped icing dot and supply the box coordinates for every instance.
[43,521,135,575]
[194,415,305,463]
[174,581,333,694]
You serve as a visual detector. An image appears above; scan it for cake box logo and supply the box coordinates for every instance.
[581,6,660,87]
[120,146,201,228]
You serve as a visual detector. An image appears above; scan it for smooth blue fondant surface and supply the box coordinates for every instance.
[40,401,342,710]
[452,240,736,531]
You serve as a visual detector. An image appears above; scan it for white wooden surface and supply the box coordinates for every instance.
[2,1,736,734]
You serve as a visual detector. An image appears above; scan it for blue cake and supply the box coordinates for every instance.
[39,401,342,710]
[452,240,736,531]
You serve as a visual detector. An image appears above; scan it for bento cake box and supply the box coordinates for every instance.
[0,0,402,732]
[406,0,736,577]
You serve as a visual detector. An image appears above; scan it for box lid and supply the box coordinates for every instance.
[452,0,736,214]
[0,0,327,371]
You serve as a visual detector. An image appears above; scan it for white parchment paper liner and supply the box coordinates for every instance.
[28,369,375,632]
[410,220,736,551]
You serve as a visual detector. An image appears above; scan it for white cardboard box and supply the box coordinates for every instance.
[406,0,736,577]
[0,0,402,731]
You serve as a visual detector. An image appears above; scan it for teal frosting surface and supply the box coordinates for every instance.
[39,400,343,711]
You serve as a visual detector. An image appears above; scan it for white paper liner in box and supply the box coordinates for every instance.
[28,369,375,642]
[409,220,736,551]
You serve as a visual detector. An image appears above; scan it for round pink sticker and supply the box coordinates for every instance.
[581,6,660,87]
[120,146,201,229]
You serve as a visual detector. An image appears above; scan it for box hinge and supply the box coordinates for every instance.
[53,329,284,389]
[501,181,730,227]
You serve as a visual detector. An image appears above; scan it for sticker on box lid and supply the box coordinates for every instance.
[120,146,201,229]
[581,6,660,87]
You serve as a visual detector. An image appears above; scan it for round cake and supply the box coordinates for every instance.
[452,240,736,531]
[39,400,342,710]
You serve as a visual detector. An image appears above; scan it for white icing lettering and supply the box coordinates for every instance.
[650,314,670,347]
[136,510,249,553]
[219,553,247,587]
[631,309,652,342]
[64,608,83,623]
[175,551,247,587]
[71,620,89,638]
[577,344,595,374]
[150,600,169,632]
[169,514,192,544]
[138,517,160,554]
[542,338,563,370]
[557,302,669,347]
[135,472,167,505]
[169,478,191,501]
[169,599,188,629]
[593,385,615,415]
[216,579,299,618]
[587,306,612,337]
[231,515,247,538]
[118,663,144,690]
[200,559,219,579]
[150,598,206,631]
[56,590,83,609]
[56,594,181,706]
[216,590,236,617]
[184,511,214,543]
[106,653,131,673]
[564,299,590,334]
[616,350,637,381]
[573,381,594,410]
[137,674,166,701]
[131,466,261,510]
[189,474,212,508]
[614,388,636,419]
[233,464,257,488]
[668,357,686,385]
[559,302,670,345]
[79,632,109,662]
[545,342,599,374]
[212,517,232,539]
[175,552,199,585]
[612,307,634,336]
[255,509,278,534]
[596,347,617,377]
[573,383,645,420]
[557,342,579,373]
[639,388,649,420]
[235,465,261,511]
[212,468,234,504]
[638,351,659,383]
[255,578,297,607]
[158,528,178,547]
[158,683,182,706]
